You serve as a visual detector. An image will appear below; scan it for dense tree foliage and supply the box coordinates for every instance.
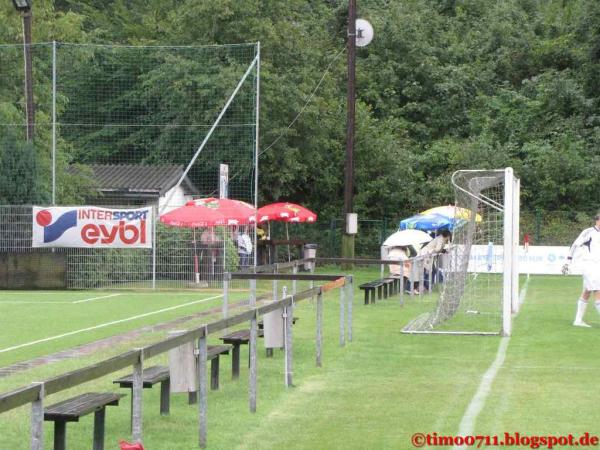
[1,0,599,224]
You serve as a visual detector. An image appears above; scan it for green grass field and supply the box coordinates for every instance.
[0,270,598,449]
[0,289,233,368]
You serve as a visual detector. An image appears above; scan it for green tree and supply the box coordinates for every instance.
[0,130,45,204]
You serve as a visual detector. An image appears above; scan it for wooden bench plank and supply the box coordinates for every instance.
[44,392,125,422]
[206,344,230,359]
[220,329,264,379]
[220,329,263,343]
[359,281,383,304]
[113,365,169,389]
[45,392,125,450]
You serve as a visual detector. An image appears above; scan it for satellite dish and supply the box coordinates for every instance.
[355,19,374,47]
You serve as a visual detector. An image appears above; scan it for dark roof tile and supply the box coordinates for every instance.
[68,164,199,196]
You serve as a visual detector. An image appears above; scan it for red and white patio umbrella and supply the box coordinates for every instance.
[160,197,256,228]
[256,202,317,261]
[256,202,317,224]
[160,197,256,283]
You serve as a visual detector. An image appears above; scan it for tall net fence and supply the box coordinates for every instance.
[0,42,258,289]
[403,169,517,335]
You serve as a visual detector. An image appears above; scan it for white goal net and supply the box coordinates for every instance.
[403,168,520,336]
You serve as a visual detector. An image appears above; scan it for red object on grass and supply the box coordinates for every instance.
[256,202,317,224]
[119,440,145,450]
[160,197,256,228]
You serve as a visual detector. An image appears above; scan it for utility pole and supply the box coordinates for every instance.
[12,0,35,142]
[342,0,357,260]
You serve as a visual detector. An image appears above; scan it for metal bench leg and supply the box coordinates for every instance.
[363,290,369,305]
[210,357,220,390]
[160,379,170,415]
[377,285,383,300]
[93,408,106,450]
[266,348,273,357]
[370,289,376,304]
[232,344,240,379]
[54,421,67,450]
[188,391,197,404]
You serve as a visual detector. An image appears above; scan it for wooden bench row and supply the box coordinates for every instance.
[359,277,402,304]
[42,321,298,449]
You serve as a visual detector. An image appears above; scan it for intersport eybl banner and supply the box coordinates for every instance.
[32,206,153,248]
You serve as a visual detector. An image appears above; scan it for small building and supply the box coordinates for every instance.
[68,164,199,210]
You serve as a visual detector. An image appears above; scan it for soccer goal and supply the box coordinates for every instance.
[403,168,520,336]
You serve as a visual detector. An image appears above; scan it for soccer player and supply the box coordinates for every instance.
[562,212,600,327]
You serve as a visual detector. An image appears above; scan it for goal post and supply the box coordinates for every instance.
[402,168,520,336]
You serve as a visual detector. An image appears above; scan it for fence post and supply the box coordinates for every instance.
[292,263,297,295]
[428,256,433,294]
[339,283,345,347]
[284,300,293,386]
[152,201,157,289]
[132,348,144,443]
[30,382,44,450]
[223,272,230,318]
[249,309,258,412]
[310,258,315,301]
[273,263,279,301]
[399,271,405,306]
[316,290,323,367]
[198,328,208,448]
[346,276,353,342]
[410,256,415,298]
[250,268,256,308]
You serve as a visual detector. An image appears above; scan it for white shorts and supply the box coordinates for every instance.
[583,263,600,291]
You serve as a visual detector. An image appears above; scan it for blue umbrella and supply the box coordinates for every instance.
[399,213,460,232]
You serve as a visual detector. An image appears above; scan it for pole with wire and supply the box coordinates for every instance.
[342,0,357,262]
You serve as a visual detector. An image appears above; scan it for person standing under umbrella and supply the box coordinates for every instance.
[418,229,452,288]
[236,227,253,269]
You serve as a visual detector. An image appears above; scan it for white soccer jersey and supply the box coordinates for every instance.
[568,226,600,263]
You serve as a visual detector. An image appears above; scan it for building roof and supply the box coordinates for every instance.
[68,164,200,197]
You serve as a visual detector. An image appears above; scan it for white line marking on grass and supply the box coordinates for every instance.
[0,294,223,355]
[453,280,529,449]
[518,277,530,308]
[454,337,510,449]
[72,293,121,304]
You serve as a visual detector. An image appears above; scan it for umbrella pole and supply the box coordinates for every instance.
[268,222,272,264]
[286,222,291,262]
[193,228,200,284]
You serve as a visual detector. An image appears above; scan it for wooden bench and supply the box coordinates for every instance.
[359,280,385,304]
[220,329,263,379]
[359,278,399,304]
[384,277,401,296]
[113,365,170,418]
[44,392,125,450]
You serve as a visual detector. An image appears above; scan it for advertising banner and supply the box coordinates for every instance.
[32,206,153,248]
[467,245,583,275]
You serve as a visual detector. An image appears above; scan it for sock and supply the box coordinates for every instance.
[575,299,588,323]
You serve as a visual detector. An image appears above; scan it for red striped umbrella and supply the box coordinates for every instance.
[256,202,317,262]
[160,197,256,228]
[256,202,317,224]
[159,197,256,284]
